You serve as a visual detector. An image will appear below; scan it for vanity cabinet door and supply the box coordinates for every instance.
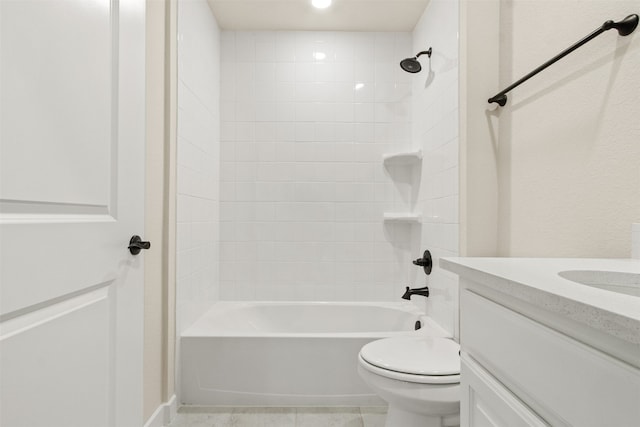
[461,354,549,427]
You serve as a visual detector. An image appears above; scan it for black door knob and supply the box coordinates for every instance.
[128,235,151,255]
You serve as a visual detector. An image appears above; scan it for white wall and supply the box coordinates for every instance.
[144,0,168,419]
[144,1,178,420]
[176,0,221,333]
[219,31,415,301]
[497,0,640,257]
[459,0,501,259]
[411,0,460,337]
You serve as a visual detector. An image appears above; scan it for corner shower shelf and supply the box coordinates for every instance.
[383,212,421,223]
[382,149,423,166]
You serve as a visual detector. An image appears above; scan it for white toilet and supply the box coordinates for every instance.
[358,336,461,427]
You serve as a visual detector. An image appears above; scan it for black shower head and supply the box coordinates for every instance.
[400,57,422,73]
[399,48,432,73]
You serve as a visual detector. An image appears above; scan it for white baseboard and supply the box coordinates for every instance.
[143,394,177,427]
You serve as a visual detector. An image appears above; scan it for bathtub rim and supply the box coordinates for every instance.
[181,300,451,339]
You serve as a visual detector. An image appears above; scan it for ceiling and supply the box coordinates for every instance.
[207,0,430,31]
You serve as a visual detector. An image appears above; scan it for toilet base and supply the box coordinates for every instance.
[357,355,460,427]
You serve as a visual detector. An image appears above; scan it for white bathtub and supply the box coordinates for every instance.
[180,301,451,406]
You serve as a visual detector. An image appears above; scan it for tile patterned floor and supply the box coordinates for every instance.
[168,406,387,427]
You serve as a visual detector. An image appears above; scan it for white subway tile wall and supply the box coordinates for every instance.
[220,31,415,301]
[411,0,460,337]
[177,0,221,333]
[632,224,640,259]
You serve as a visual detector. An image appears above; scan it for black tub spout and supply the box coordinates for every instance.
[402,286,430,300]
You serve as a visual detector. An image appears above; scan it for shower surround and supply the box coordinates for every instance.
[219,31,416,301]
[411,0,460,339]
[174,0,462,409]
[177,0,221,336]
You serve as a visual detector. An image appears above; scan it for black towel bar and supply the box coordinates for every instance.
[488,14,639,107]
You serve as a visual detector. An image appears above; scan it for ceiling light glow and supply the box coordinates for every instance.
[313,51,326,60]
[312,0,332,9]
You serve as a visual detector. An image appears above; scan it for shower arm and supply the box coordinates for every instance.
[416,48,432,58]
[488,14,639,107]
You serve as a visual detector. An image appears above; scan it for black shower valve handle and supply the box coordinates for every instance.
[412,258,428,267]
[413,250,433,275]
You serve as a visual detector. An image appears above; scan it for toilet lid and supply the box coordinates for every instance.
[360,337,460,376]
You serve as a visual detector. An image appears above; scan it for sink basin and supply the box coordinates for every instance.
[558,270,640,297]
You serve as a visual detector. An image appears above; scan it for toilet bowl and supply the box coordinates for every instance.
[357,336,461,427]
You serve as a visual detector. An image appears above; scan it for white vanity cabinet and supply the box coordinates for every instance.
[442,258,640,427]
[461,353,548,427]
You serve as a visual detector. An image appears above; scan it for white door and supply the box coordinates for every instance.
[0,1,145,426]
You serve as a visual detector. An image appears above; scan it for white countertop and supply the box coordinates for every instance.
[441,257,640,344]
